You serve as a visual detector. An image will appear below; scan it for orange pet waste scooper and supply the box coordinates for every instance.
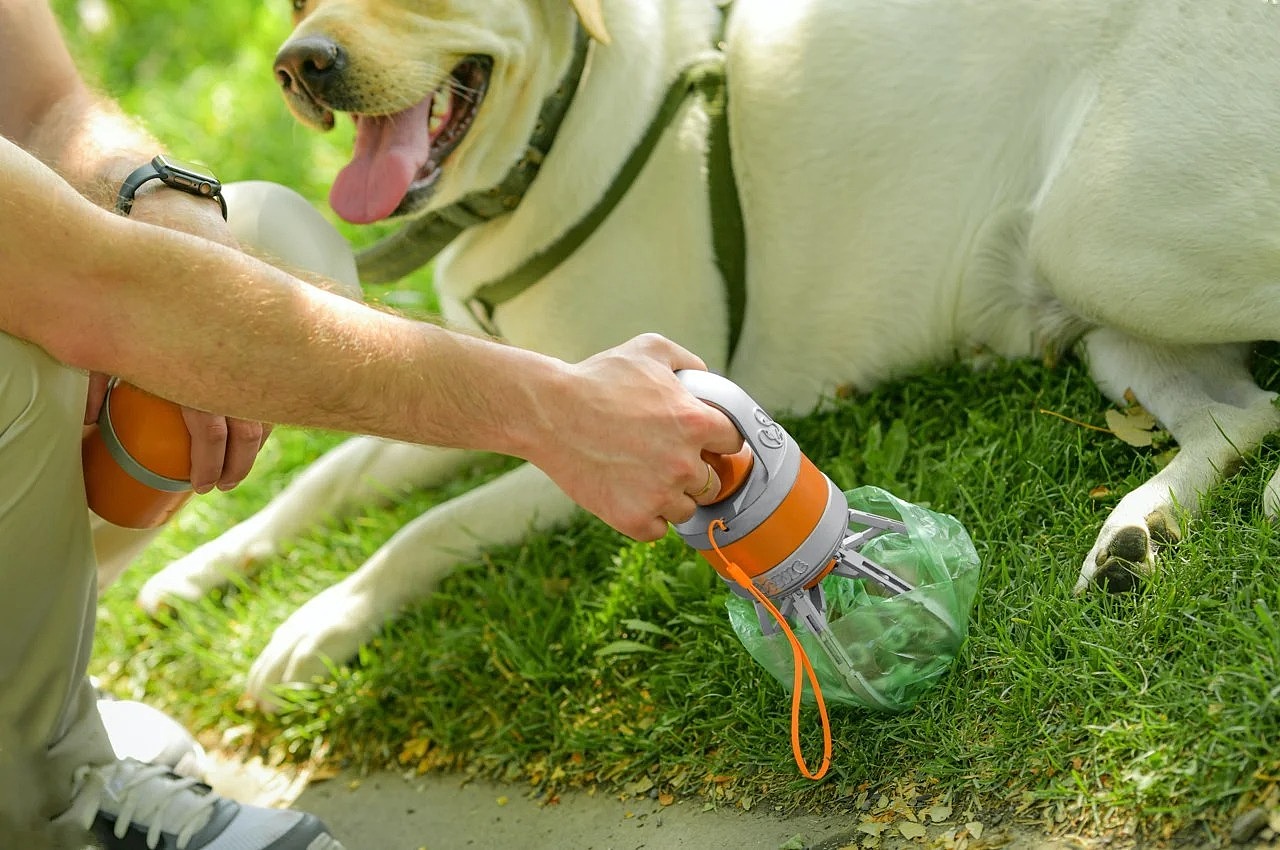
[82,379,194,529]
[672,370,980,779]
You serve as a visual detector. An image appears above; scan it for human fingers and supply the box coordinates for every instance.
[608,478,702,540]
[685,461,724,507]
[660,492,698,527]
[700,407,744,457]
[180,408,229,494]
[216,417,267,490]
[624,514,672,543]
[84,372,111,425]
[624,332,708,373]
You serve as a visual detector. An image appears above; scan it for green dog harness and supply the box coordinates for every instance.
[354,8,747,362]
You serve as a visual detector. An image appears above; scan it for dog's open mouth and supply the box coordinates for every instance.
[329,56,492,224]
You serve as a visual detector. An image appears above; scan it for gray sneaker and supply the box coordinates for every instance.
[55,758,344,850]
[96,698,209,781]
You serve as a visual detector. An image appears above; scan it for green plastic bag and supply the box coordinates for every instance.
[725,486,980,711]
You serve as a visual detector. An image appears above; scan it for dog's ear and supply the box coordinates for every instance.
[570,0,611,44]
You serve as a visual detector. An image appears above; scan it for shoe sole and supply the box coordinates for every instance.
[307,836,345,850]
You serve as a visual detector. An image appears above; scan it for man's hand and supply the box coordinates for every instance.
[85,371,271,493]
[179,407,271,493]
[520,334,744,542]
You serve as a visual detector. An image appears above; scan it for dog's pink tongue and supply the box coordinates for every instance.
[330,102,432,223]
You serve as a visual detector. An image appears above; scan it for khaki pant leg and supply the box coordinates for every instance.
[90,180,360,590]
[0,182,358,825]
[0,335,113,821]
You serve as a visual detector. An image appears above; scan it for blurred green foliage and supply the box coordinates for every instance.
[50,0,434,302]
[52,0,342,201]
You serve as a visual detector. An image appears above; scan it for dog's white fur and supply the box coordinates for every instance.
[139,0,1280,708]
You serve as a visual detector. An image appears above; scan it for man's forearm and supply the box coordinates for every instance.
[0,133,544,457]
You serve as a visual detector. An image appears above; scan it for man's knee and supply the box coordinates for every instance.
[222,181,361,299]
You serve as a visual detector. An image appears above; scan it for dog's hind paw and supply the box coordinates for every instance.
[243,583,384,713]
[1074,508,1180,595]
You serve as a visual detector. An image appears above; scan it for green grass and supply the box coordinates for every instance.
[59,1,1280,845]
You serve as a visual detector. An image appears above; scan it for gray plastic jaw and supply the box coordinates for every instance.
[740,505,916,637]
[831,509,915,596]
[756,584,826,637]
[755,583,897,709]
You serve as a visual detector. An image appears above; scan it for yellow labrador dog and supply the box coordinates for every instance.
[141,0,1280,708]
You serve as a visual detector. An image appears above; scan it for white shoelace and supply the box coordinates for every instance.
[67,759,218,849]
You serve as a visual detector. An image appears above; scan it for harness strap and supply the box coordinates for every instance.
[702,52,747,365]
[355,28,592,284]
[357,8,748,365]
[467,52,747,363]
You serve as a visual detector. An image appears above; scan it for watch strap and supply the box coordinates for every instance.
[115,157,228,220]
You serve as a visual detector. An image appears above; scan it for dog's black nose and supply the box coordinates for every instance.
[274,36,347,98]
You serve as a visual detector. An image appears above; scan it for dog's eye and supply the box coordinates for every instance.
[291,0,306,12]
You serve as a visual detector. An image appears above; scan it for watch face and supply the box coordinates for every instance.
[153,154,220,195]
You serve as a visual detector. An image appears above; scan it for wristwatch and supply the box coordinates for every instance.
[115,154,228,220]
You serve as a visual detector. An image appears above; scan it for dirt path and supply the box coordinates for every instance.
[206,755,1093,850]
[205,755,1280,849]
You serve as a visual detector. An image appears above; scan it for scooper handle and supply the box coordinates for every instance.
[702,447,754,502]
[676,370,761,502]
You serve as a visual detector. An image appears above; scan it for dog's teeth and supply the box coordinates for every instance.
[429,93,450,135]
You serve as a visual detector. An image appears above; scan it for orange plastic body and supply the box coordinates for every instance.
[702,445,754,503]
[695,453,834,586]
[82,382,193,529]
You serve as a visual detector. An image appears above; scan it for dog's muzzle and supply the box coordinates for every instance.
[274,35,346,128]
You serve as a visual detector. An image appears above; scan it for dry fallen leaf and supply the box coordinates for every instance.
[899,820,928,839]
[924,802,953,823]
[658,793,675,806]
[1105,406,1158,447]
[624,777,654,796]
[310,764,341,782]
[965,821,985,839]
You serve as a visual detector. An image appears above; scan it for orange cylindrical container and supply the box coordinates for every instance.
[82,381,193,529]
[695,453,833,583]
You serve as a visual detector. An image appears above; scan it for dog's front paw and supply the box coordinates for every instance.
[244,583,383,712]
[137,538,276,614]
[1074,507,1180,594]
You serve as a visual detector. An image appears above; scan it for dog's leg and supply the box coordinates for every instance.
[243,461,579,711]
[136,439,482,612]
[1075,329,1280,593]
